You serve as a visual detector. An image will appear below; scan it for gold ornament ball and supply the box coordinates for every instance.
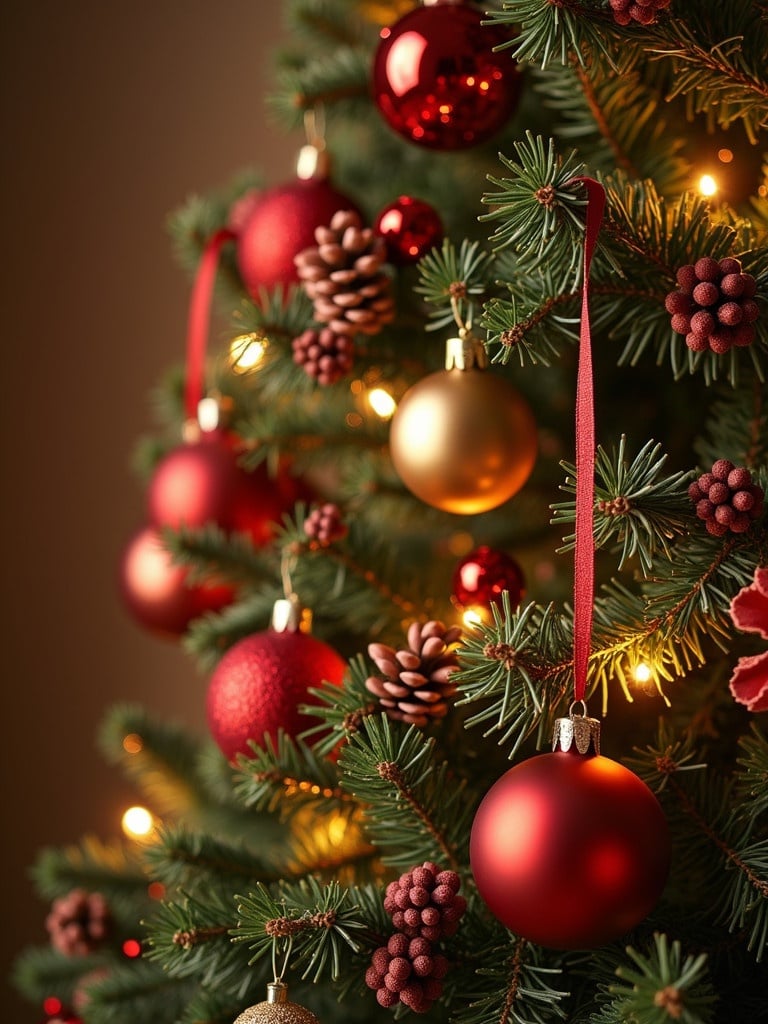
[233,983,320,1024]
[389,365,538,514]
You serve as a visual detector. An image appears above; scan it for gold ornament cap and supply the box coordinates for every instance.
[444,332,488,370]
[233,982,320,1024]
[552,702,601,755]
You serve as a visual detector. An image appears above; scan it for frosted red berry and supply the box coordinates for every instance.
[666,256,760,354]
[689,460,764,536]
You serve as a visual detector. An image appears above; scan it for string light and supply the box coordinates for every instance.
[698,174,718,198]
[368,386,397,419]
[229,332,267,373]
[633,662,652,684]
[121,805,155,841]
[122,938,142,958]
[462,607,486,629]
[122,732,143,754]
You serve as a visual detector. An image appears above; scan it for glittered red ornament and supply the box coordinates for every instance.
[206,600,347,761]
[374,195,444,265]
[470,718,670,949]
[147,429,299,548]
[451,546,525,612]
[372,2,521,150]
[236,152,361,297]
[119,526,235,637]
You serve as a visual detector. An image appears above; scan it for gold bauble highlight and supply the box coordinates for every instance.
[389,355,537,514]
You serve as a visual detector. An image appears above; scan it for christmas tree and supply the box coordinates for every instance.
[12,1,768,1022]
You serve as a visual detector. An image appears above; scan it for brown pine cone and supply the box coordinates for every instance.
[665,256,759,354]
[45,889,113,956]
[688,459,765,536]
[366,620,461,727]
[292,326,354,385]
[294,210,395,338]
[609,0,671,25]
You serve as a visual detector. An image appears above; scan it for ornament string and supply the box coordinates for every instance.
[184,227,236,423]
[570,178,606,705]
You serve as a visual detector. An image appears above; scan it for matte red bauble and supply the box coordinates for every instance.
[470,718,670,949]
[119,526,235,637]
[236,175,361,297]
[206,603,347,762]
[452,546,525,611]
[374,195,444,265]
[147,430,299,548]
[372,2,521,150]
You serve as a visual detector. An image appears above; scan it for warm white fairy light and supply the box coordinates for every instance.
[121,805,155,840]
[368,386,397,419]
[229,332,266,373]
[698,174,718,197]
[633,662,652,684]
[462,607,486,629]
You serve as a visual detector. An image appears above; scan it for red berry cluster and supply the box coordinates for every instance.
[303,502,347,545]
[292,326,354,385]
[366,862,467,1014]
[688,459,765,536]
[365,932,449,1013]
[383,862,467,940]
[666,257,759,354]
[45,889,112,956]
[609,0,670,26]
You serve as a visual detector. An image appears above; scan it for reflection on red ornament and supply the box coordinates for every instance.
[372,3,521,150]
[451,546,525,612]
[374,195,444,264]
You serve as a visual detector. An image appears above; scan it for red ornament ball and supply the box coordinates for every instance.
[119,526,235,637]
[451,546,525,612]
[236,175,361,297]
[147,430,300,548]
[372,2,521,150]
[206,627,347,761]
[470,749,671,949]
[374,195,444,265]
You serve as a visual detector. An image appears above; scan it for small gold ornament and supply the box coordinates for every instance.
[233,981,320,1024]
[389,336,538,514]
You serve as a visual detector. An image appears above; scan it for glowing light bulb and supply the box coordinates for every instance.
[122,938,142,958]
[462,607,486,629]
[633,662,652,684]
[122,732,143,754]
[121,805,155,840]
[368,387,397,419]
[229,332,266,373]
[698,174,718,197]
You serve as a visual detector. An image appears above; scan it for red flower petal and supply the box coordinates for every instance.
[729,651,768,712]
[730,567,768,640]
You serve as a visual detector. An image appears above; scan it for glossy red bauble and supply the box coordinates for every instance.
[372,2,521,150]
[119,526,235,637]
[147,430,299,548]
[236,176,361,297]
[470,749,671,949]
[374,195,444,265]
[451,546,525,612]
[206,628,347,762]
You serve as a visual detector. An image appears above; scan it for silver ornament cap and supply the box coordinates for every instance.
[552,702,601,755]
[233,981,320,1024]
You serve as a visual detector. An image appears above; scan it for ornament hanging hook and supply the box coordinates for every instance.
[271,933,293,985]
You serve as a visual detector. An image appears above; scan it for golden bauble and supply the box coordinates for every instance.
[233,982,320,1024]
[389,364,538,514]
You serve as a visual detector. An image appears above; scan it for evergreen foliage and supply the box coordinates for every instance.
[13,2,767,1023]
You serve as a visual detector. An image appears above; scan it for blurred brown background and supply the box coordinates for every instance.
[1,4,298,1019]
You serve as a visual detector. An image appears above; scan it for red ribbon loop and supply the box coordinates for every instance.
[184,228,236,423]
[570,177,606,703]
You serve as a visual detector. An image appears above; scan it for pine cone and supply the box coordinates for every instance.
[294,210,395,338]
[609,0,671,26]
[303,502,347,545]
[292,326,354,385]
[46,889,113,956]
[366,621,461,727]
[688,459,765,536]
[666,257,759,354]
